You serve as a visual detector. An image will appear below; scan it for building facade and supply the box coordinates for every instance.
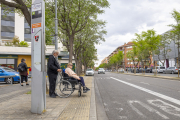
[0,6,75,72]
[101,57,108,64]
[105,41,154,69]
[153,40,179,68]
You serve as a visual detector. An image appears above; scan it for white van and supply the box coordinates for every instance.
[152,66,166,73]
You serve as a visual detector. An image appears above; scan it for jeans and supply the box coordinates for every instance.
[79,77,85,87]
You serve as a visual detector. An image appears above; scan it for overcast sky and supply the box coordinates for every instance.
[95,0,180,67]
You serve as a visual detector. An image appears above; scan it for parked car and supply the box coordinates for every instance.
[86,68,94,76]
[146,68,153,73]
[163,67,180,74]
[152,66,166,73]
[131,68,139,73]
[127,68,132,72]
[139,68,145,73]
[118,68,124,73]
[98,68,105,74]
[0,67,20,84]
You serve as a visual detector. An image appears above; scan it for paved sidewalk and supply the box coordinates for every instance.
[0,76,95,120]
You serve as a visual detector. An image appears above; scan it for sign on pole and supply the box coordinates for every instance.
[31,0,46,114]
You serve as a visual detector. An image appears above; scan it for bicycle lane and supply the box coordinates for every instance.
[95,73,180,120]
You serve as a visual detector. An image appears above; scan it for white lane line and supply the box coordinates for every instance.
[148,99,180,117]
[140,82,150,85]
[110,77,180,106]
[128,101,146,118]
[128,100,169,119]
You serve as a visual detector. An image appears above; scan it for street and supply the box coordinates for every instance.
[95,72,180,120]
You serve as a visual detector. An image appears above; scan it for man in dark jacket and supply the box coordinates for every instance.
[47,50,61,98]
[18,58,29,86]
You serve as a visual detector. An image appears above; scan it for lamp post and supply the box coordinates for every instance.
[55,0,58,51]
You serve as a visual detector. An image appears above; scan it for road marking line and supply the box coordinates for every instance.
[128,101,146,118]
[116,108,123,113]
[140,82,150,85]
[148,99,180,117]
[110,77,180,106]
[128,100,169,119]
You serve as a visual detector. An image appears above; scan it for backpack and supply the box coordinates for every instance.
[18,64,25,72]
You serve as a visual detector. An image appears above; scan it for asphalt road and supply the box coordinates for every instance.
[95,72,180,120]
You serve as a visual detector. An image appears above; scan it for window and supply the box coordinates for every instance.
[24,34,31,38]
[1,32,14,37]
[24,23,30,28]
[1,20,15,27]
[24,28,31,34]
[1,10,15,16]
[1,15,15,21]
[160,67,165,69]
[1,26,14,33]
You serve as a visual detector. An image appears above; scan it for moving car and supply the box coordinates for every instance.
[98,68,105,74]
[163,67,180,74]
[0,67,20,84]
[86,68,94,76]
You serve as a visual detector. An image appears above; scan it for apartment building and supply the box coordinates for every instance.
[101,57,108,64]
[0,6,75,71]
[105,41,154,69]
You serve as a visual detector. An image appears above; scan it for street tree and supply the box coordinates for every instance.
[133,33,149,69]
[126,47,139,73]
[142,29,161,68]
[169,9,180,67]
[82,45,98,75]
[0,0,55,45]
[0,0,31,26]
[109,51,123,72]
[47,0,109,62]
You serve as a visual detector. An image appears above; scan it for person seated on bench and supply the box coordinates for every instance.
[65,63,90,93]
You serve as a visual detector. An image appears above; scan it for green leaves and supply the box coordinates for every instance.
[132,29,161,67]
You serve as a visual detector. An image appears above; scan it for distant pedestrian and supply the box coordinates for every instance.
[47,50,61,98]
[18,58,29,86]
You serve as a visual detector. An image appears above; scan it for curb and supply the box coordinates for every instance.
[118,72,180,81]
[89,77,97,120]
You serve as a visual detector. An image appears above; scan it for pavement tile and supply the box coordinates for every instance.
[43,118,56,120]
[0,77,94,120]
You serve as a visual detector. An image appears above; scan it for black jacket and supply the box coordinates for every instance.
[47,55,60,75]
[18,62,28,76]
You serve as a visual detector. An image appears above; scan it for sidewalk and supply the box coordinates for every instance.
[0,76,96,120]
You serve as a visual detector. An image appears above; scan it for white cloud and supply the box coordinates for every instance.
[95,0,180,67]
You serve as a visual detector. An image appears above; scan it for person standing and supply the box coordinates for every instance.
[18,58,29,86]
[47,50,61,98]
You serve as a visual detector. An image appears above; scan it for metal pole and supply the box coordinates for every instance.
[177,58,179,78]
[55,0,58,51]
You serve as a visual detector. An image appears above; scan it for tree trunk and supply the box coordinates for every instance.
[69,35,74,63]
[84,65,87,74]
[79,60,82,75]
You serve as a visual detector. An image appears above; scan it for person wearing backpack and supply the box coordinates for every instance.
[18,58,29,86]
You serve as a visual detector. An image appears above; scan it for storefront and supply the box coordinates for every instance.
[0,55,18,70]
